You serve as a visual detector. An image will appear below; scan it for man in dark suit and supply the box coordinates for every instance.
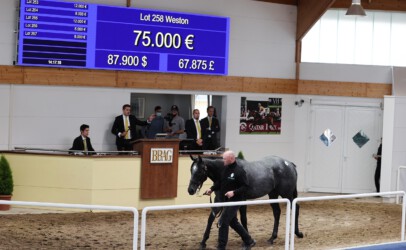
[185,109,203,151]
[201,106,220,150]
[70,124,95,154]
[111,104,149,151]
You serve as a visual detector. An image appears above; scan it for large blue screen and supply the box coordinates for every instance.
[17,0,230,75]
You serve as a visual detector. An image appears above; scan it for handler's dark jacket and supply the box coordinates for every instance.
[211,161,249,202]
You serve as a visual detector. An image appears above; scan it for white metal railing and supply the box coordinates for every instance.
[3,193,404,250]
[141,199,291,250]
[12,146,223,155]
[290,191,406,250]
[13,147,138,155]
[397,166,406,204]
[0,200,139,250]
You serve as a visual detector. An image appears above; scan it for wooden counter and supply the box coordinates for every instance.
[0,151,212,210]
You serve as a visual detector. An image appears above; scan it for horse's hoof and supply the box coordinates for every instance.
[295,231,304,238]
[267,237,277,244]
[199,242,207,250]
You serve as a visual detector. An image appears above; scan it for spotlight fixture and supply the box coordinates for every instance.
[346,0,366,16]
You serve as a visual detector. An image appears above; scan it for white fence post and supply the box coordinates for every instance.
[397,166,406,204]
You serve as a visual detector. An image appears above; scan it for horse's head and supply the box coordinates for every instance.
[188,155,208,195]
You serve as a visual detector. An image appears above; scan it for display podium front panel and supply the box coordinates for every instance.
[133,139,180,199]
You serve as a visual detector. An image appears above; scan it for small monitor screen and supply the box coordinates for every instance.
[155,133,168,139]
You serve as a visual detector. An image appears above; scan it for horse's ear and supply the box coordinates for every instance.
[198,155,203,162]
[190,154,196,161]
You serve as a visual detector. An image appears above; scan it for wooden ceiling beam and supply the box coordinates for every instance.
[296,0,336,41]
[295,0,336,75]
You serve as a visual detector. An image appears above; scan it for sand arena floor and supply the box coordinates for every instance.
[0,197,402,249]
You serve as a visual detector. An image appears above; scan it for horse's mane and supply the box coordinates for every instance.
[201,157,224,182]
[201,155,297,185]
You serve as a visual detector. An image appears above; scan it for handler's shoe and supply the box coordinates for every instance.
[242,239,256,250]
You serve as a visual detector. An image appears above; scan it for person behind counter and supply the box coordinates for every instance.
[201,106,220,150]
[111,104,149,151]
[185,109,203,151]
[164,105,185,139]
[70,124,95,154]
[145,106,165,139]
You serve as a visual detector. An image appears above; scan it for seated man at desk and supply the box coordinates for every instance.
[70,124,95,154]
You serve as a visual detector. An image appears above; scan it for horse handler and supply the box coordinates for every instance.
[205,151,256,250]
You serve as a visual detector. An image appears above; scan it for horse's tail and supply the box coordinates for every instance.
[290,162,299,178]
[291,162,299,199]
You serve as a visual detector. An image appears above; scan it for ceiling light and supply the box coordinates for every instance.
[346,0,366,16]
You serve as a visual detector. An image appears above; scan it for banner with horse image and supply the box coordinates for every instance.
[240,97,282,134]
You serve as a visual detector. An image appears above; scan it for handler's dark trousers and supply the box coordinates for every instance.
[217,205,253,250]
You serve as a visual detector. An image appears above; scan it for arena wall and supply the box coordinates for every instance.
[0,0,398,193]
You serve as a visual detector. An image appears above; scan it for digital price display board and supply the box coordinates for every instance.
[17,0,230,75]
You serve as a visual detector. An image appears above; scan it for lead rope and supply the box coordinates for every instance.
[200,190,223,219]
[196,182,204,196]
[205,192,223,228]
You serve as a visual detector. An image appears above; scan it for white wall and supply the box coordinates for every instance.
[300,63,392,83]
[393,67,406,95]
[0,84,386,192]
[0,85,10,149]
[9,85,130,151]
[0,84,304,187]
[3,0,297,79]
[0,0,18,65]
[0,0,398,193]
[0,0,297,153]
[382,96,406,192]
[1,84,298,152]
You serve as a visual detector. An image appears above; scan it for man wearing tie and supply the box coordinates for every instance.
[185,109,203,151]
[111,104,148,151]
[201,106,220,150]
[70,124,95,154]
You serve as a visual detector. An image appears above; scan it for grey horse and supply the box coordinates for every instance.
[187,155,303,247]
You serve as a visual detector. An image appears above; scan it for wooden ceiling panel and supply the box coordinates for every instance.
[296,0,336,40]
